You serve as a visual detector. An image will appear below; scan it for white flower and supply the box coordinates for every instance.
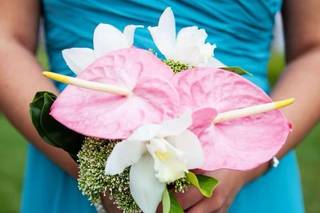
[105,112,204,213]
[148,7,225,68]
[62,24,142,74]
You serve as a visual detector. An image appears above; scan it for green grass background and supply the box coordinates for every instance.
[0,50,319,213]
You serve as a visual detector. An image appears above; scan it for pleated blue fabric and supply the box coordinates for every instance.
[21,1,304,212]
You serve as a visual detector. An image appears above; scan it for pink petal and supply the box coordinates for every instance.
[174,68,291,171]
[190,107,217,136]
[50,48,178,139]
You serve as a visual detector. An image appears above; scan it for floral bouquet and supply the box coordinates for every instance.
[30,8,293,213]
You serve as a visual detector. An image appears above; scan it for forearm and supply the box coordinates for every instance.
[0,37,79,177]
[271,48,320,157]
[244,48,320,182]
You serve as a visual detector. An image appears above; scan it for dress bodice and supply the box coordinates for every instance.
[42,0,282,92]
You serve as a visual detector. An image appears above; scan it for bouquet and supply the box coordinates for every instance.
[30,8,293,213]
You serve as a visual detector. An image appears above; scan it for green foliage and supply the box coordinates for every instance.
[164,59,190,73]
[171,176,190,193]
[268,52,285,86]
[1,48,320,213]
[0,44,48,212]
[29,91,84,161]
[186,172,218,198]
[168,190,184,213]
[0,115,26,213]
[163,59,254,78]
[36,44,49,70]
[162,188,183,213]
[162,188,170,213]
[296,124,320,213]
[78,138,194,212]
[78,137,141,212]
[221,66,253,76]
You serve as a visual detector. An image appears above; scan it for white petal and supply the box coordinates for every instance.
[158,111,192,137]
[123,25,143,45]
[105,139,146,175]
[174,26,209,65]
[93,23,129,57]
[148,7,176,58]
[147,138,187,183]
[62,48,95,74]
[200,43,216,62]
[204,57,225,68]
[176,26,207,46]
[127,124,161,141]
[130,155,165,213]
[168,130,204,169]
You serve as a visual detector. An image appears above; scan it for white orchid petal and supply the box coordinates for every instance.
[200,43,215,62]
[148,7,176,58]
[174,26,224,67]
[168,130,204,169]
[176,26,207,45]
[127,124,161,141]
[93,23,129,57]
[174,26,211,66]
[158,111,192,137]
[147,138,187,183]
[130,155,165,213]
[123,25,143,46]
[105,139,146,175]
[204,57,225,68]
[158,8,176,39]
[62,48,95,74]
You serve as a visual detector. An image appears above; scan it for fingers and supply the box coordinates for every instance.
[175,186,203,210]
[215,206,229,213]
[187,193,226,213]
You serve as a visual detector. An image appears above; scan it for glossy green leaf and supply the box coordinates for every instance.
[222,66,253,76]
[29,91,84,161]
[186,172,219,198]
[162,188,170,213]
[162,187,183,213]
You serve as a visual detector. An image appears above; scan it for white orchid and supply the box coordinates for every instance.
[62,24,142,74]
[148,7,224,68]
[105,112,204,213]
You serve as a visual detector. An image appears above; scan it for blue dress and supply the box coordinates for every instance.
[21,1,304,212]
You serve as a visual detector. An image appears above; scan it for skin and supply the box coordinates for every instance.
[175,0,320,212]
[0,0,78,177]
[0,0,319,212]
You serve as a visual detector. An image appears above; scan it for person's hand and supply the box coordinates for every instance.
[102,163,268,213]
[174,166,267,213]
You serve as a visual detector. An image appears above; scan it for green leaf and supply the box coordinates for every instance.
[162,188,183,213]
[162,188,170,213]
[29,91,84,161]
[186,172,219,198]
[221,66,253,76]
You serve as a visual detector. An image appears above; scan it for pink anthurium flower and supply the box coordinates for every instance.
[174,67,291,171]
[50,48,179,139]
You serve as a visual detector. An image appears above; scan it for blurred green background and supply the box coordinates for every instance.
[0,49,319,213]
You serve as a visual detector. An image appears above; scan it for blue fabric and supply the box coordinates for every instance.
[22,1,304,212]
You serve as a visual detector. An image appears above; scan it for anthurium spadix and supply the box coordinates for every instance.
[105,112,204,213]
[62,24,142,74]
[50,48,179,139]
[148,7,224,68]
[174,68,291,171]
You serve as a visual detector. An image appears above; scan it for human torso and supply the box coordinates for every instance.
[42,0,282,91]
